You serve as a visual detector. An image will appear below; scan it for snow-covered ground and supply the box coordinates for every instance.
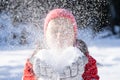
[0,38,120,80]
[89,39,120,80]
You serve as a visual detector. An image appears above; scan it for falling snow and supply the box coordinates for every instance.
[0,0,119,80]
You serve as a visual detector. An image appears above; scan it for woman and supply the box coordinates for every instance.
[23,8,99,80]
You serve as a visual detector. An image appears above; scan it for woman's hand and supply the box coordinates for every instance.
[75,39,89,55]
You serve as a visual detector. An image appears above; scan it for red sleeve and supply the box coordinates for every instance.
[82,53,99,80]
[23,59,36,80]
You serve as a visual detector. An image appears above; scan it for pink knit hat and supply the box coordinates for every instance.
[44,8,77,38]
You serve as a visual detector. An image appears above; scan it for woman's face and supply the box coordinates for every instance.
[46,18,75,49]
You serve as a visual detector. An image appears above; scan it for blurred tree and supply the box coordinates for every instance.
[109,0,120,36]
[0,0,114,37]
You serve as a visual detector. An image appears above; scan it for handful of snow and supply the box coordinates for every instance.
[34,46,84,73]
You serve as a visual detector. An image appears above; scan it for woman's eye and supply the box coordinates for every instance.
[51,29,57,33]
[50,31,57,36]
[62,31,68,34]
[65,31,68,34]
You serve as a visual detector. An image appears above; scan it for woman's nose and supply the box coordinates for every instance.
[57,32,61,40]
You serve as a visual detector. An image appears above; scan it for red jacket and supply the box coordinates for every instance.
[23,53,99,80]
